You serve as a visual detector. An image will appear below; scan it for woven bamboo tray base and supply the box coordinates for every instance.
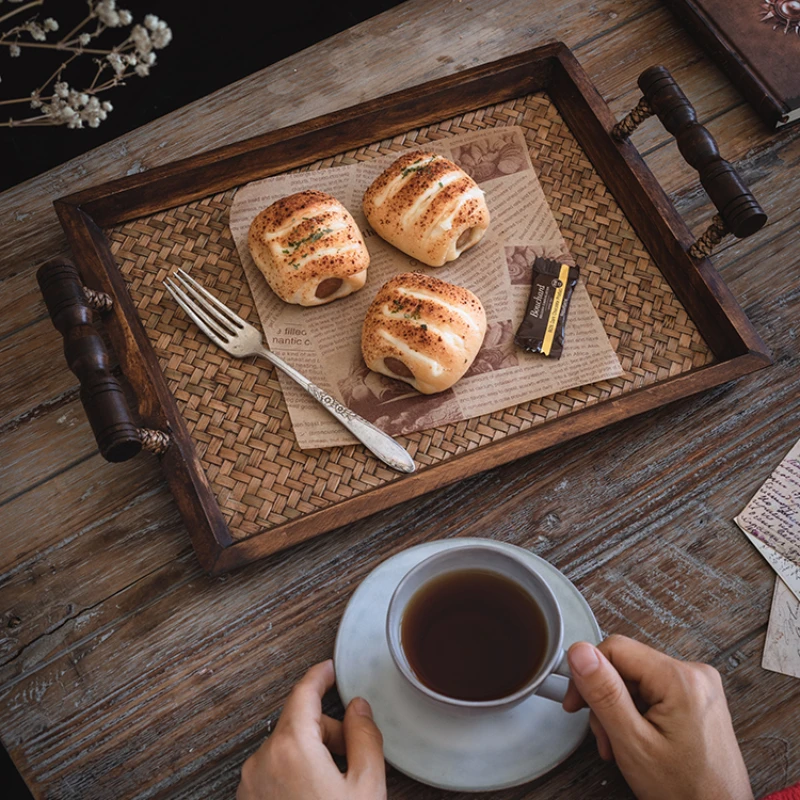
[107,91,714,543]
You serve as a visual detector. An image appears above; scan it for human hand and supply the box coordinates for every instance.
[562,635,753,800]
[236,659,386,800]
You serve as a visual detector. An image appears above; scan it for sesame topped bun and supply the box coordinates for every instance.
[362,151,490,267]
[361,272,487,394]
[249,190,369,306]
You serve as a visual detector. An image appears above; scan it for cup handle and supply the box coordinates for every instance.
[535,648,572,703]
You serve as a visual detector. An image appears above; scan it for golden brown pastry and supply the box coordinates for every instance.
[361,272,487,394]
[248,190,369,306]
[362,151,490,267]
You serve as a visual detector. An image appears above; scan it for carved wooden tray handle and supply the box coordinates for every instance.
[37,258,170,462]
[612,65,767,258]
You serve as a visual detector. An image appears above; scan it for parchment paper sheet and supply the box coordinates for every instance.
[229,126,623,449]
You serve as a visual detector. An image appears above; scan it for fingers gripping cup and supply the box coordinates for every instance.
[386,544,571,710]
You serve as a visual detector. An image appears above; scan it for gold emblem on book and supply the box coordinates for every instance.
[761,1,800,34]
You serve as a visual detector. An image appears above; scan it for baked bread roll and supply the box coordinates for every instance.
[361,273,487,394]
[248,190,369,306]
[362,151,490,267]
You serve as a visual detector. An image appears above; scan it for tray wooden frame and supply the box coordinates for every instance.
[53,42,771,573]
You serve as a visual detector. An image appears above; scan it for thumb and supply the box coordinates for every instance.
[567,642,649,740]
[343,697,386,791]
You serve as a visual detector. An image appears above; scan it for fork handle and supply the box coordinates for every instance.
[254,345,416,474]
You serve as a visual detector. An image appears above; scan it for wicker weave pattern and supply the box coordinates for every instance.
[108,92,713,542]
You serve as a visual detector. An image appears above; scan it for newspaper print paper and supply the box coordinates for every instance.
[229,126,623,449]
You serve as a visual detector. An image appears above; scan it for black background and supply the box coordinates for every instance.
[1,0,406,191]
[1,1,405,796]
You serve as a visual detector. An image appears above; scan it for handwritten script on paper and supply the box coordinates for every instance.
[742,530,800,603]
[735,438,800,680]
[229,126,623,449]
[737,438,800,565]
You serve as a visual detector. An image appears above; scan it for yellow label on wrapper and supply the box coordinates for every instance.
[541,263,571,356]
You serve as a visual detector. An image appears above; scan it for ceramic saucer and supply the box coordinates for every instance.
[334,538,601,792]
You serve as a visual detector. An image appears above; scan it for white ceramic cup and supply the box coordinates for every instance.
[386,543,571,710]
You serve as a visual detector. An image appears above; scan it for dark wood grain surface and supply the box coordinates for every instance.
[1,1,798,798]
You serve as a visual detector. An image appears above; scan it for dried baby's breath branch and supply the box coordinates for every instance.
[36,48,78,92]
[0,1,44,28]
[0,0,172,129]
[58,11,93,45]
[3,40,110,54]
[0,48,77,105]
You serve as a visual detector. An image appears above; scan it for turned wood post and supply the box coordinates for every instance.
[37,257,170,462]
[613,66,767,258]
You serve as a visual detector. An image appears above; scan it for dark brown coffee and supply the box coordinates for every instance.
[400,568,548,701]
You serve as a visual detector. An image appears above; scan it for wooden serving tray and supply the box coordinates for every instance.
[40,43,770,573]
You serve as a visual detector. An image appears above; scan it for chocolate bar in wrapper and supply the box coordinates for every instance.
[514,257,579,359]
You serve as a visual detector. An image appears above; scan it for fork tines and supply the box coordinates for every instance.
[164,269,248,344]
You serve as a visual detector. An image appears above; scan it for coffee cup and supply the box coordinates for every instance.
[386,542,571,709]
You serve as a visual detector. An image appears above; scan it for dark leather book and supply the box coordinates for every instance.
[663,0,800,129]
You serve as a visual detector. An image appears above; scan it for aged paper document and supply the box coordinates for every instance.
[762,578,800,680]
[736,438,800,582]
[743,530,800,603]
[230,126,623,449]
[735,438,800,680]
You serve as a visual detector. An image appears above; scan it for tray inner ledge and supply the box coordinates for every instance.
[107,91,713,541]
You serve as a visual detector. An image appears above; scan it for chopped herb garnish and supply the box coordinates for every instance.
[401,156,437,178]
[403,302,423,321]
[438,181,444,188]
[286,227,334,251]
[420,323,428,331]
[390,298,405,313]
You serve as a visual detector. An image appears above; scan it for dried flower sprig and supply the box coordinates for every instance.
[0,0,172,128]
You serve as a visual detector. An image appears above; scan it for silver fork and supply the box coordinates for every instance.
[164,269,416,474]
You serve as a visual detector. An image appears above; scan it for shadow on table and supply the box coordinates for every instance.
[2,741,32,800]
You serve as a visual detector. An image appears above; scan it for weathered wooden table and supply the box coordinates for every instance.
[1,1,798,797]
